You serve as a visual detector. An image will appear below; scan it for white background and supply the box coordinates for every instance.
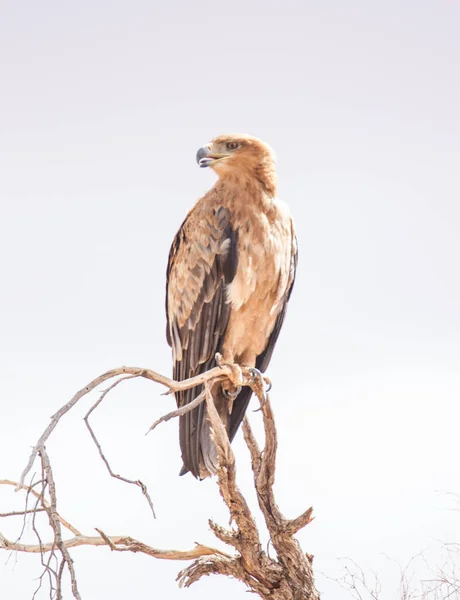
[1,1,459,598]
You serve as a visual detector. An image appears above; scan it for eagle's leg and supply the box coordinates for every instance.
[214,352,244,418]
[221,380,241,419]
[215,353,243,387]
[222,385,242,424]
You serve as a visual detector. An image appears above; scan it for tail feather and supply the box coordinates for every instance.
[178,381,231,479]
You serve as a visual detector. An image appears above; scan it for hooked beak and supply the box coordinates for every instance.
[196,146,230,168]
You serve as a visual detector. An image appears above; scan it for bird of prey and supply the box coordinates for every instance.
[165,134,297,479]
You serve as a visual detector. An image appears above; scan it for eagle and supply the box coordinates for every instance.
[165,134,297,479]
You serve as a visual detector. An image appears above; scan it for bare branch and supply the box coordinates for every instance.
[147,389,206,433]
[0,508,46,518]
[0,479,81,537]
[83,374,156,518]
[40,447,81,600]
[0,529,230,561]
[284,507,315,536]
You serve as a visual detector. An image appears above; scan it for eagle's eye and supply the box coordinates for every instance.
[226,142,239,151]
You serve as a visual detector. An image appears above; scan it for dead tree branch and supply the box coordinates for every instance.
[177,377,318,599]
[1,363,319,599]
[0,530,229,561]
[83,374,156,518]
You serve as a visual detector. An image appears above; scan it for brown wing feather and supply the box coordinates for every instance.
[166,205,238,477]
[228,235,298,442]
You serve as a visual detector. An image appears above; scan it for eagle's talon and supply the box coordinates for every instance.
[247,368,269,407]
[248,367,262,382]
[223,385,242,400]
[248,369,271,389]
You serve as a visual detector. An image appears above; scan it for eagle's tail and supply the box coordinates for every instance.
[178,381,229,479]
[179,381,255,479]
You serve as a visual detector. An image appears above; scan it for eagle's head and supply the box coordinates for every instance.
[196,133,277,196]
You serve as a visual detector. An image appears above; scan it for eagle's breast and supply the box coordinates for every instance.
[223,197,294,365]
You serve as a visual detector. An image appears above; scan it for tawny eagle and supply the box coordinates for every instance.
[165,134,297,479]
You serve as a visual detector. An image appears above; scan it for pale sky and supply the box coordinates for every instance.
[1,1,459,598]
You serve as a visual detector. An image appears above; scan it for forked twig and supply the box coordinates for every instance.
[147,389,206,433]
[83,374,156,518]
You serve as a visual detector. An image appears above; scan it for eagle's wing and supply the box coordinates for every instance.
[166,205,238,477]
[228,233,298,442]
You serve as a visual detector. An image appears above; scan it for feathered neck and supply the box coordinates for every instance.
[217,159,277,199]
